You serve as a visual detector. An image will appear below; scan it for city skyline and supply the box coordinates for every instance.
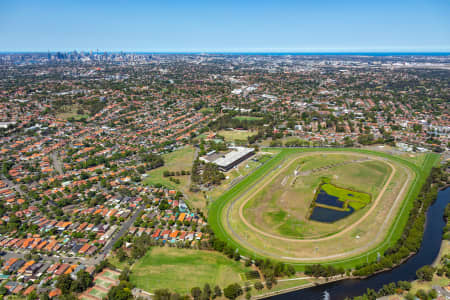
[1,0,449,52]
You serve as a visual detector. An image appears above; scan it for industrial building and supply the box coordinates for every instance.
[200,146,255,172]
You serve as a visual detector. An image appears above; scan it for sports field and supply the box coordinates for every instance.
[94,277,113,289]
[88,287,108,299]
[233,116,263,121]
[130,247,251,294]
[218,129,256,142]
[209,148,439,269]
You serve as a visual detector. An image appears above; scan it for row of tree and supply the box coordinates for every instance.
[163,170,191,177]
[353,167,442,277]
[304,264,345,278]
[140,153,164,169]
[191,160,225,187]
[346,280,412,300]
[107,268,134,300]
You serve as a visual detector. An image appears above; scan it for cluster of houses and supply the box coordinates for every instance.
[0,257,96,298]
[129,227,204,244]
[0,234,99,256]
[127,194,208,245]
[0,51,448,298]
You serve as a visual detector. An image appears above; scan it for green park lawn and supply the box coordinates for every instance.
[233,116,263,121]
[144,146,202,208]
[130,247,250,294]
[218,129,256,143]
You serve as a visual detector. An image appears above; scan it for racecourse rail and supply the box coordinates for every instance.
[208,147,439,270]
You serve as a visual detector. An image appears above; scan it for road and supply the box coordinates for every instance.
[1,205,145,266]
[100,205,145,257]
[1,174,26,197]
[51,152,64,175]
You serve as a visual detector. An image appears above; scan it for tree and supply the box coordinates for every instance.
[154,289,172,300]
[287,265,296,276]
[107,282,133,300]
[415,289,428,300]
[119,267,131,282]
[404,293,415,300]
[203,283,212,299]
[396,280,411,291]
[27,290,38,300]
[117,248,128,262]
[56,274,73,294]
[428,289,438,299]
[39,294,50,300]
[254,281,264,291]
[233,251,240,261]
[73,270,93,292]
[223,283,243,300]
[0,286,8,296]
[416,265,435,281]
[213,285,222,298]
[59,294,78,300]
[191,287,202,300]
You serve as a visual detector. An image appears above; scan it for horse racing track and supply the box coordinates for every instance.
[208,148,438,269]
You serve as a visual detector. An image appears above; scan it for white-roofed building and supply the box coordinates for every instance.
[200,146,255,172]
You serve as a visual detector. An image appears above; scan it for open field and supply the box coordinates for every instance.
[130,247,250,294]
[144,145,271,212]
[208,148,439,270]
[218,129,256,142]
[55,104,89,120]
[233,116,263,121]
[144,146,203,209]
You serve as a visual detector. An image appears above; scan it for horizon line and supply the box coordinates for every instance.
[1,50,450,55]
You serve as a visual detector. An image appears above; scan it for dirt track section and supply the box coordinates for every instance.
[224,152,414,261]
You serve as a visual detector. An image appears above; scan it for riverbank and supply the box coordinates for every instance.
[253,275,345,299]
[265,187,449,300]
[409,239,450,295]
[432,240,449,267]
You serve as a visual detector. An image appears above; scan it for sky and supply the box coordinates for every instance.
[1,0,449,52]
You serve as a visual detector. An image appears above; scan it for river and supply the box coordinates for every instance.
[268,187,450,300]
